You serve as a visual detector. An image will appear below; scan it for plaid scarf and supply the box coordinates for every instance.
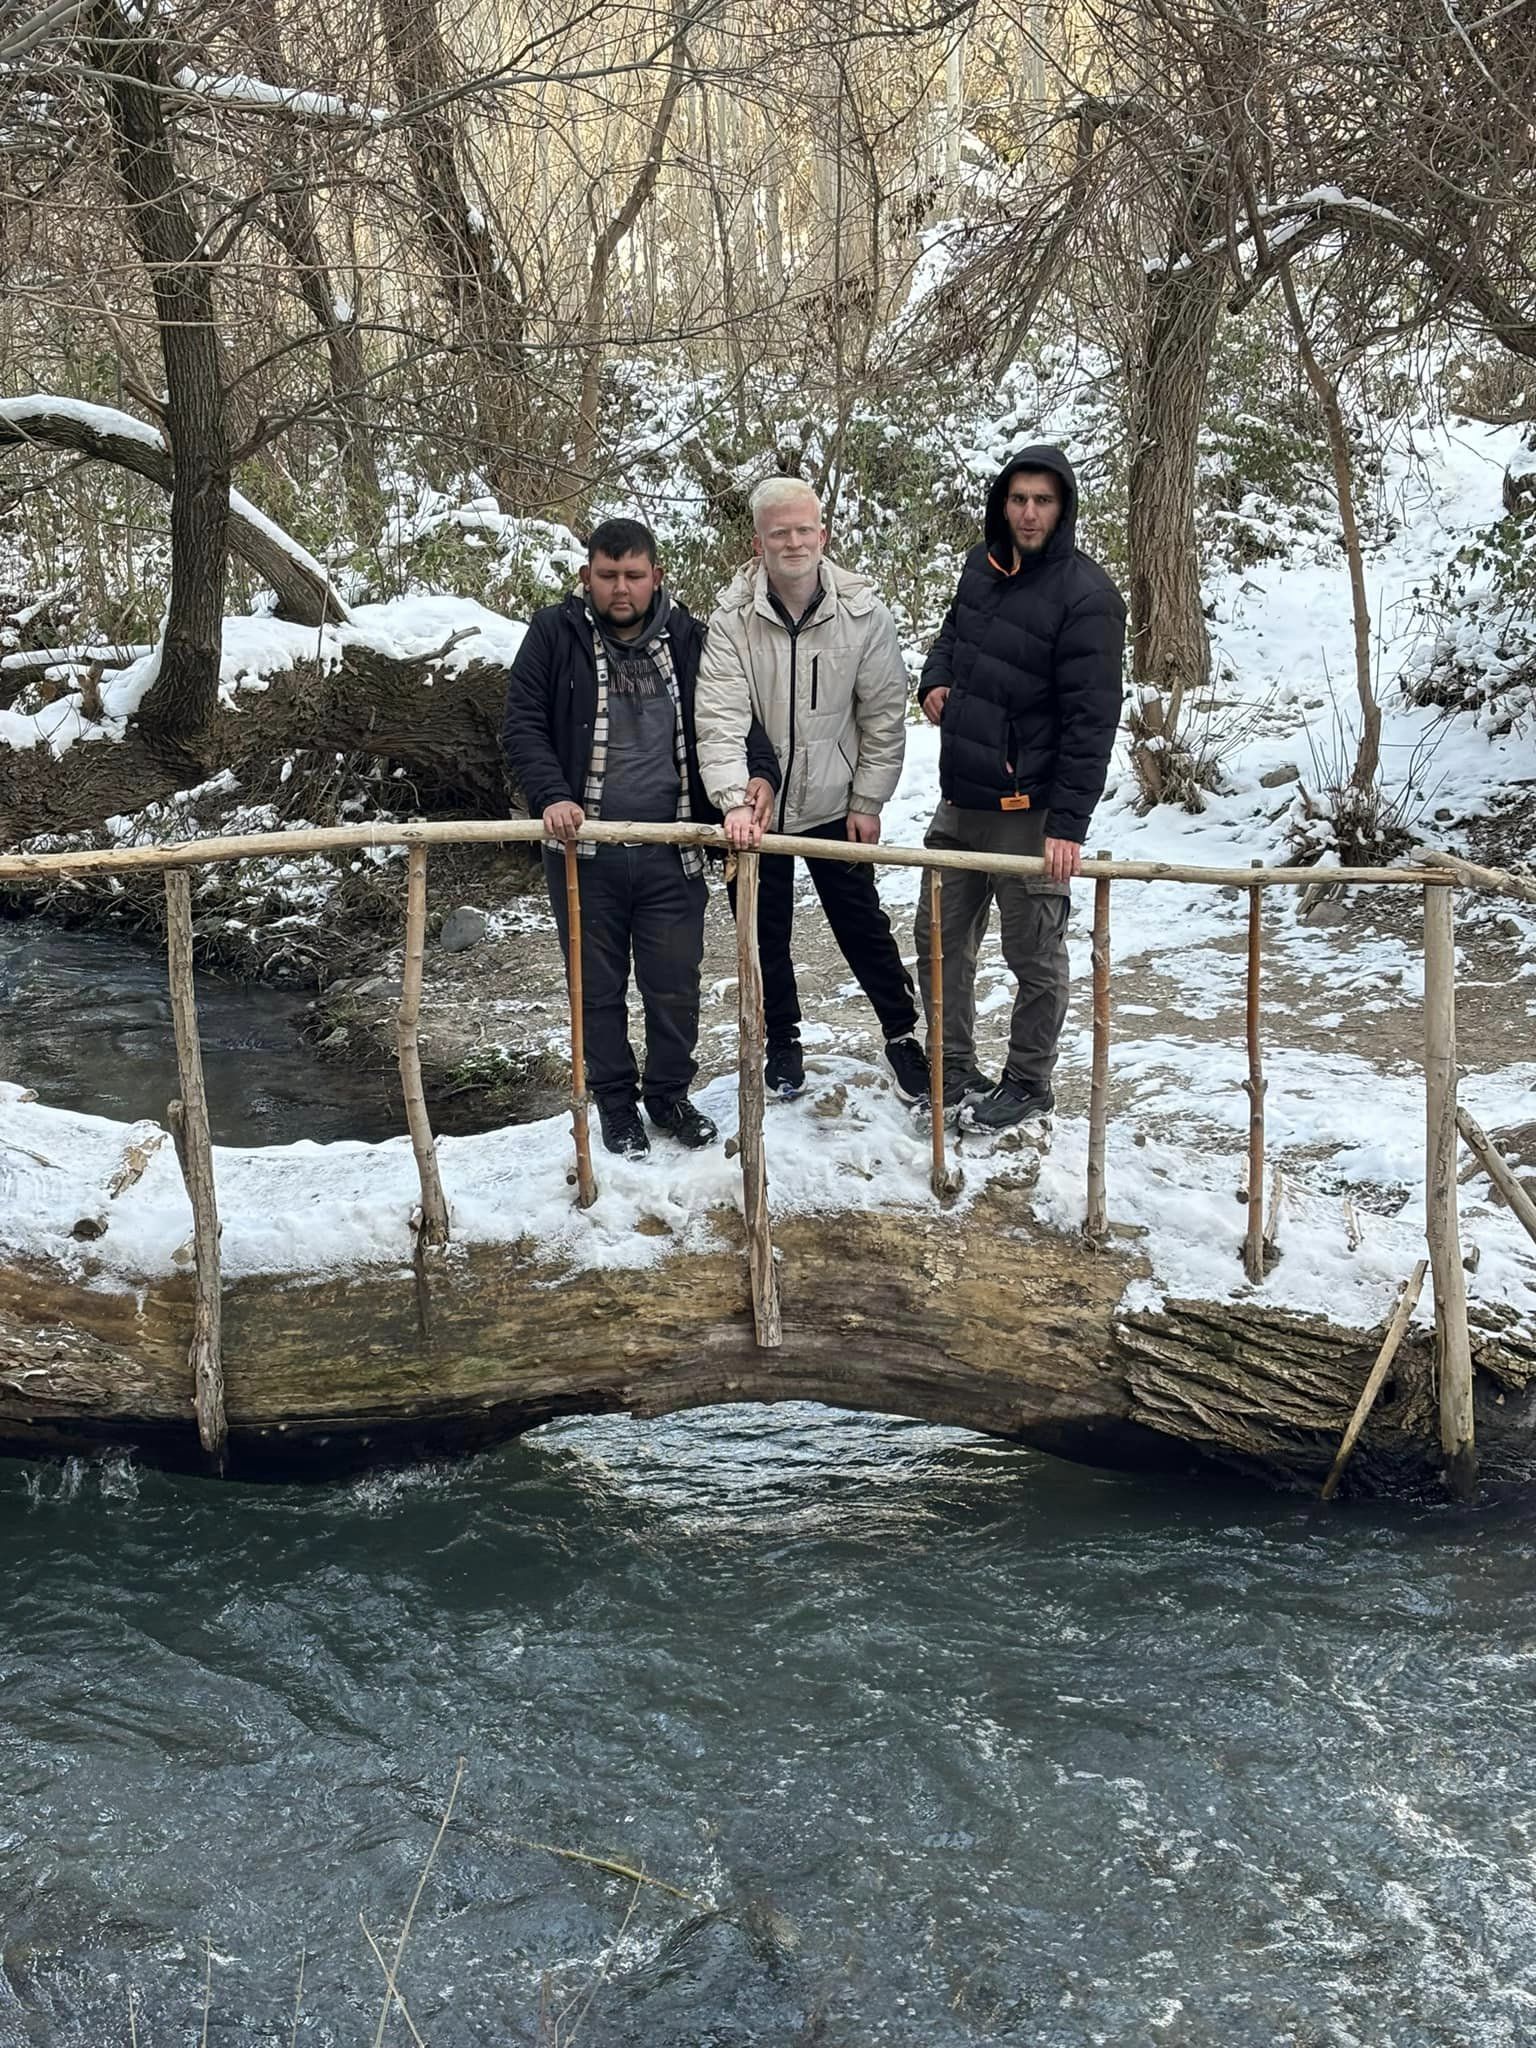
[546,607,701,878]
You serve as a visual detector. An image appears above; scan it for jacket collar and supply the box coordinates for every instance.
[722,556,877,625]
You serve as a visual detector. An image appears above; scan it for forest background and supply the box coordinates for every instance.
[1,0,1533,933]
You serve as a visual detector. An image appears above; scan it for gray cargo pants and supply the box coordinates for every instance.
[912,801,1070,1094]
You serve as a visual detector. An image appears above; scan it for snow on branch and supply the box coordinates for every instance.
[0,394,351,627]
[172,65,390,128]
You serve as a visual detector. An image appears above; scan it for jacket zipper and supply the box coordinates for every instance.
[810,655,819,710]
[779,634,798,830]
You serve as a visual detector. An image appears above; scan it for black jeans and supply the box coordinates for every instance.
[544,844,706,1110]
[728,816,918,1044]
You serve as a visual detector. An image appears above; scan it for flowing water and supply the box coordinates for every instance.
[4,925,1536,2045]
[0,920,401,1144]
[3,1419,1534,2048]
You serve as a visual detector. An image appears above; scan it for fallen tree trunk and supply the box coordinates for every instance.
[0,395,348,629]
[3,1186,1534,1491]
[0,641,509,843]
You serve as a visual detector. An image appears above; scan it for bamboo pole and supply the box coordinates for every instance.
[1085,849,1111,1240]
[163,869,226,1468]
[734,848,782,1348]
[927,868,949,1199]
[563,843,598,1211]
[1457,1107,1536,1254]
[396,845,450,1247]
[1423,884,1476,1499]
[1320,1259,1428,1500]
[1242,859,1267,1284]
[0,818,1462,892]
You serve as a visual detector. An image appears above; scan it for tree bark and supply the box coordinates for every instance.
[3,1187,1533,1490]
[380,0,536,512]
[86,2,231,746]
[243,0,385,541]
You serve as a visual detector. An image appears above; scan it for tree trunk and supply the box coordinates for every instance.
[87,3,231,747]
[3,1187,1533,1491]
[243,0,384,541]
[380,0,536,511]
[0,397,348,627]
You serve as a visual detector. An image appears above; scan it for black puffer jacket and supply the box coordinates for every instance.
[501,591,780,822]
[919,446,1126,841]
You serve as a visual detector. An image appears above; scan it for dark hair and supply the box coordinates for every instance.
[587,517,657,564]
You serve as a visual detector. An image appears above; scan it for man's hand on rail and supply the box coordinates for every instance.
[921,687,948,726]
[1043,836,1082,884]
[846,812,880,844]
[723,804,762,850]
[745,777,775,832]
[543,801,585,842]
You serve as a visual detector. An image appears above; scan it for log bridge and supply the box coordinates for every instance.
[2,827,1535,1498]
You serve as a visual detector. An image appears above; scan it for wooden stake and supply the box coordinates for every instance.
[163,869,226,1468]
[927,868,951,1200]
[396,845,450,1247]
[1085,849,1111,1239]
[734,848,782,1347]
[1320,1259,1429,1501]
[1423,884,1476,1498]
[1457,1106,1536,1255]
[1242,860,1267,1283]
[563,843,598,1210]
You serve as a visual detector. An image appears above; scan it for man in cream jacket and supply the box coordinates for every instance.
[694,477,926,1101]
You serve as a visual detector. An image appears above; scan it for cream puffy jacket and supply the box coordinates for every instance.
[694,559,910,833]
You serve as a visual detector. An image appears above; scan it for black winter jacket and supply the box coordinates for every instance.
[501,591,780,823]
[918,446,1126,841]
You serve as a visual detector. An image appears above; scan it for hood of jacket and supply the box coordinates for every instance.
[713,555,880,621]
[983,444,1080,567]
[562,584,679,662]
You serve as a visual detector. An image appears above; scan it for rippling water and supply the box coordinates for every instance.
[0,920,399,1143]
[3,1408,1533,2046]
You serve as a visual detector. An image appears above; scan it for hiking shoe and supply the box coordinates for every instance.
[941,1065,997,1112]
[963,1074,1055,1132]
[764,1036,805,1099]
[884,1034,932,1103]
[646,1097,718,1149]
[596,1098,650,1158]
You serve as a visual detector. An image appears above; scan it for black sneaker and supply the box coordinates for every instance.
[764,1037,805,1099]
[646,1097,718,1149]
[884,1034,931,1103]
[941,1065,997,1111]
[596,1098,650,1158]
[964,1074,1055,1132]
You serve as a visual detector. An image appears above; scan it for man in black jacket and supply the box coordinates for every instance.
[502,518,779,1159]
[914,447,1126,1131]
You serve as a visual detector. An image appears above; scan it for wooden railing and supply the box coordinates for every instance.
[4,822,1534,1496]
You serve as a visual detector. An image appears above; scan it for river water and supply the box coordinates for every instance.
[4,926,1536,2044]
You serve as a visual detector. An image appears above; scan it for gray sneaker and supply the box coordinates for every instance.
[964,1075,1054,1132]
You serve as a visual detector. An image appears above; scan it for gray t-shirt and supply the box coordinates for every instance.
[600,637,681,825]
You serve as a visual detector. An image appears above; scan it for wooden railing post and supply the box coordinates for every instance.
[1085,848,1112,1239]
[926,868,961,1200]
[1321,1259,1428,1501]
[1424,883,1476,1497]
[734,848,782,1347]
[163,868,227,1468]
[396,845,450,1247]
[563,843,598,1210]
[1242,859,1268,1283]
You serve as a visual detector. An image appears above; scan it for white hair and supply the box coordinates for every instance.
[750,476,822,531]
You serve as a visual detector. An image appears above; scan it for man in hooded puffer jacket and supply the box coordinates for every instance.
[694,477,928,1102]
[914,446,1126,1131]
